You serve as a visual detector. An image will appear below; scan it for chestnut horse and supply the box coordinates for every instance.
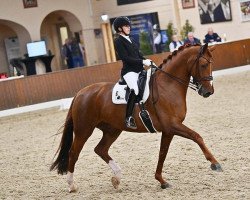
[50,43,222,192]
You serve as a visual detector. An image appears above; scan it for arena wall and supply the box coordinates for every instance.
[0,39,250,111]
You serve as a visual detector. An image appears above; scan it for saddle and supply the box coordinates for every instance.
[112,68,152,104]
[112,68,156,133]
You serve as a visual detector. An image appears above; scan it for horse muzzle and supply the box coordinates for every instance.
[198,86,214,98]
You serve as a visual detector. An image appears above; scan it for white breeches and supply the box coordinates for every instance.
[123,72,139,95]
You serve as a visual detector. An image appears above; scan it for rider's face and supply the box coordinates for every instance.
[121,25,130,35]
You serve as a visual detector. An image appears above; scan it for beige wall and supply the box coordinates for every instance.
[0,20,31,74]
[177,0,250,42]
[0,0,94,40]
[0,0,249,75]
[91,0,177,35]
[91,0,176,64]
[91,0,250,42]
[0,0,99,73]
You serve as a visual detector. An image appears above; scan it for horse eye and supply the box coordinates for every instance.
[201,63,208,68]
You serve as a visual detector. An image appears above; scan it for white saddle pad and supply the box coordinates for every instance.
[112,68,152,104]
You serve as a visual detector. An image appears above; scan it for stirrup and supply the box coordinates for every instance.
[125,116,137,129]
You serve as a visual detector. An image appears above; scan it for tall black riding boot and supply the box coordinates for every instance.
[125,90,137,129]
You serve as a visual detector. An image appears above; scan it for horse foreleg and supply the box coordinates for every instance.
[171,122,222,172]
[155,132,174,189]
[94,127,122,189]
[109,160,122,189]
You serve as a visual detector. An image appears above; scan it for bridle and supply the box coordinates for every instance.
[189,46,214,91]
[151,45,213,92]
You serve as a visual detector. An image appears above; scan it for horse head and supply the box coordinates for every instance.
[157,43,215,98]
[191,43,215,98]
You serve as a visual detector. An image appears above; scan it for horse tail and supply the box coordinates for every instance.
[50,98,75,175]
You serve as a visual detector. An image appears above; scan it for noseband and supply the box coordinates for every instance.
[150,45,214,105]
[152,45,213,91]
[189,49,214,91]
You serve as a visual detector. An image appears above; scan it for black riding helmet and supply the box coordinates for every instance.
[113,16,131,33]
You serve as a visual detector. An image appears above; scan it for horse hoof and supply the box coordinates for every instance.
[111,176,120,189]
[68,184,78,193]
[161,182,171,189]
[211,163,223,172]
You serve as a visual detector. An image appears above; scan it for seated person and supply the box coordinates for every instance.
[169,35,183,52]
[204,27,221,43]
[184,32,201,45]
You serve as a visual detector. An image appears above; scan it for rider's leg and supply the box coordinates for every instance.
[123,72,139,129]
[125,89,137,129]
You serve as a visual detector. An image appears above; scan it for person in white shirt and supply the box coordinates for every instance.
[153,24,162,53]
[169,35,183,52]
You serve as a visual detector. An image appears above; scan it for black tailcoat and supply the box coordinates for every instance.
[114,35,145,76]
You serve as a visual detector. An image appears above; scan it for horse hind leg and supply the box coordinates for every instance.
[94,123,122,189]
[155,132,174,189]
[67,126,95,192]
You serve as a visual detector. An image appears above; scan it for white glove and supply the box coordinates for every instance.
[143,59,153,66]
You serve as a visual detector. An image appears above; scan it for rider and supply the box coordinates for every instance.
[113,16,154,129]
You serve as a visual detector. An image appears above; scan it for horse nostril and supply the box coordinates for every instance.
[204,92,212,97]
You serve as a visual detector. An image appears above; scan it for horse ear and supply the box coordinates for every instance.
[209,45,216,52]
[199,43,208,55]
[203,43,208,53]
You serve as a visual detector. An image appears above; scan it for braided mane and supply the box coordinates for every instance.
[159,44,201,68]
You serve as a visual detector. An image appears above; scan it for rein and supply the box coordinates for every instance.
[151,64,189,89]
[150,63,198,91]
[150,48,213,92]
[149,44,214,122]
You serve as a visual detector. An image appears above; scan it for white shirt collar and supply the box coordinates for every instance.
[120,34,132,43]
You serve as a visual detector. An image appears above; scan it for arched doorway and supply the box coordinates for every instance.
[40,10,83,71]
[0,20,30,76]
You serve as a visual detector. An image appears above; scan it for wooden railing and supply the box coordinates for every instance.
[0,39,250,110]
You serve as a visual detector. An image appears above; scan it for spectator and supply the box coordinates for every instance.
[71,37,85,68]
[169,34,183,52]
[204,27,221,43]
[153,24,162,53]
[62,38,73,69]
[184,32,201,45]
